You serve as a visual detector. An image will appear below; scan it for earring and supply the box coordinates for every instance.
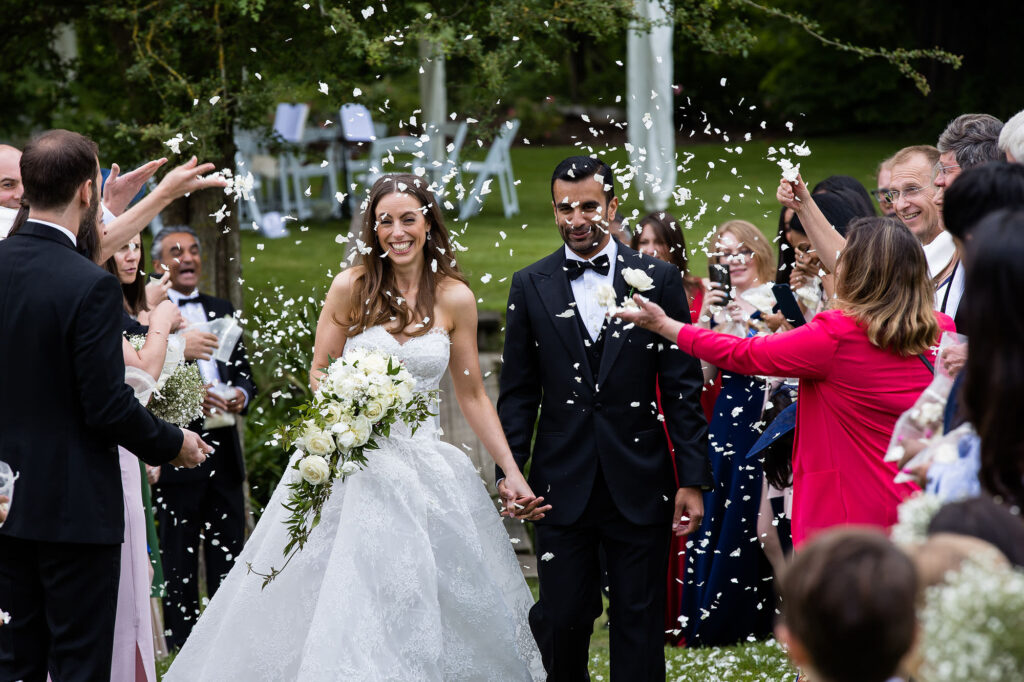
[427,232,432,241]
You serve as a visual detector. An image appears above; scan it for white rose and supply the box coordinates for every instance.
[323,402,345,426]
[298,455,331,485]
[621,267,655,292]
[339,461,359,476]
[362,399,386,423]
[595,283,617,309]
[350,415,372,447]
[359,352,389,376]
[332,422,358,450]
[395,379,414,405]
[304,428,335,456]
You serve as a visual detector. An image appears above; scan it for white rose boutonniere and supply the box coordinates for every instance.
[298,455,331,485]
[621,267,655,292]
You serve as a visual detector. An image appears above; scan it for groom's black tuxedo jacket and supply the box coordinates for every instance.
[497,245,713,526]
[0,221,183,545]
[158,292,255,485]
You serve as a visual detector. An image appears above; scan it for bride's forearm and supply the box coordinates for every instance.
[456,389,522,477]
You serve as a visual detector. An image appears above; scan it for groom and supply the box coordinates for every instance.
[0,129,211,682]
[498,156,712,681]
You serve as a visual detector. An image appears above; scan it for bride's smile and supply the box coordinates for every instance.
[375,192,430,266]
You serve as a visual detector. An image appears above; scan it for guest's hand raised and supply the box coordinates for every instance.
[169,428,213,469]
[614,295,670,333]
[498,475,551,522]
[103,158,168,216]
[777,174,812,212]
[153,156,230,202]
[183,328,219,361]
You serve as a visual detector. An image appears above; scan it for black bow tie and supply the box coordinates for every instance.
[565,254,610,280]
[176,296,202,305]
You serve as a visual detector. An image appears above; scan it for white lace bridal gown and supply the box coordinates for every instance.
[165,326,545,681]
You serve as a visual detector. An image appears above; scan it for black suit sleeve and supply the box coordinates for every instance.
[73,275,183,465]
[495,271,542,481]
[654,269,713,490]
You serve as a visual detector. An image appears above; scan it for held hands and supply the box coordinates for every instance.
[498,475,551,521]
[183,328,220,361]
[673,487,704,537]
[103,158,168,216]
[169,428,213,468]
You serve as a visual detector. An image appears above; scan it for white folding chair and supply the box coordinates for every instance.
[458,119,520,221]
[272,103,309,217]
[340,103,379,214]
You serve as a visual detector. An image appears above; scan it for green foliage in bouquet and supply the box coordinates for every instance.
[248,348,437,588]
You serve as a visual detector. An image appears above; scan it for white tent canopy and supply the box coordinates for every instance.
[627,0,675,212]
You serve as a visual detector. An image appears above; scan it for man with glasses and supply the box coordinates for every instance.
[934,113,1004,206]
[871,156,896,216]
[887,145,955,277]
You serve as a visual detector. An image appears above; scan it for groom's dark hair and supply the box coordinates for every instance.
[551,156,616,202]
[779,528,918,682]
[20,129,99,211]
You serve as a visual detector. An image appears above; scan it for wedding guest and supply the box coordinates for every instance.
[0,145,23,210]
[618,217,955,545]
[0,128,210,682]
[933,112,1004,206]
[680,220,776,647]
[150,225,256,650]
[776,528,918,682]
[961,209,1024,511]
[872,156,896,216]
[811,174,876,218]
[998,109,1024,163]
[105,234,183,681]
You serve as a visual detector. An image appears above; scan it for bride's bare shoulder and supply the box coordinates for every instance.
[436,276,476,308]
[327,266,365,298]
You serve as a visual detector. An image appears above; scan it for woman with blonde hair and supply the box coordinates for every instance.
[618,217,955,548]
[674,219,778,647]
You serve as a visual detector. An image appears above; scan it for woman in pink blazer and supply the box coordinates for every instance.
[619,217,955,545]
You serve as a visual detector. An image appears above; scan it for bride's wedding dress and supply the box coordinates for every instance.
[165,326,544,681]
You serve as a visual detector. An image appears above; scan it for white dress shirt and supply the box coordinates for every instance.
[565,238,617,341]
[923,230,956,280]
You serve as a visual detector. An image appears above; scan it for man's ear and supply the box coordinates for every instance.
[606,196,619,220]
[80,178,94,206]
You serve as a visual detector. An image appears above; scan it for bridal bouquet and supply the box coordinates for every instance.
[250,347,436,588]
[127,335,205,427]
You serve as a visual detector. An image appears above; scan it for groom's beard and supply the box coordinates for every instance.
[76,186,100,260]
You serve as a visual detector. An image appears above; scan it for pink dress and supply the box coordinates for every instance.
[112,446,156,682]
[675,308,955,546]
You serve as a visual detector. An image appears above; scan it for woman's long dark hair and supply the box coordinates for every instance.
[103,234,148,316]
[812,175,876,218]
[963,209,1024,508]
[630,210,702,302]
[338,174,467,336]
[776,193,867,285]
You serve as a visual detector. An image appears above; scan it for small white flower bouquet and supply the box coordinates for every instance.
[250,347,436,588]
[127,334,205,427]
[597,267,655,314]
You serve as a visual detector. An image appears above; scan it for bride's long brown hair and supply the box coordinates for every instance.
[338,174,466,336]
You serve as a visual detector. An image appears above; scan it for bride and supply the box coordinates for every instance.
[165,174,548,681]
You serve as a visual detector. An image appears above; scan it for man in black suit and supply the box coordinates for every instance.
[0,129,210,682]
[497,156,713,681]
[149,225,255,649]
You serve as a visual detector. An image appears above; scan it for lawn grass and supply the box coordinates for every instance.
[240,134,910,315]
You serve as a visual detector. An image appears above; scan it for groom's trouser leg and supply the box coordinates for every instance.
[533,518,603,681]
[602,516,671,682]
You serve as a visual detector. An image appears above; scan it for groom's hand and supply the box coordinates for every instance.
[673,486,704,536]
[169,428,213,469]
